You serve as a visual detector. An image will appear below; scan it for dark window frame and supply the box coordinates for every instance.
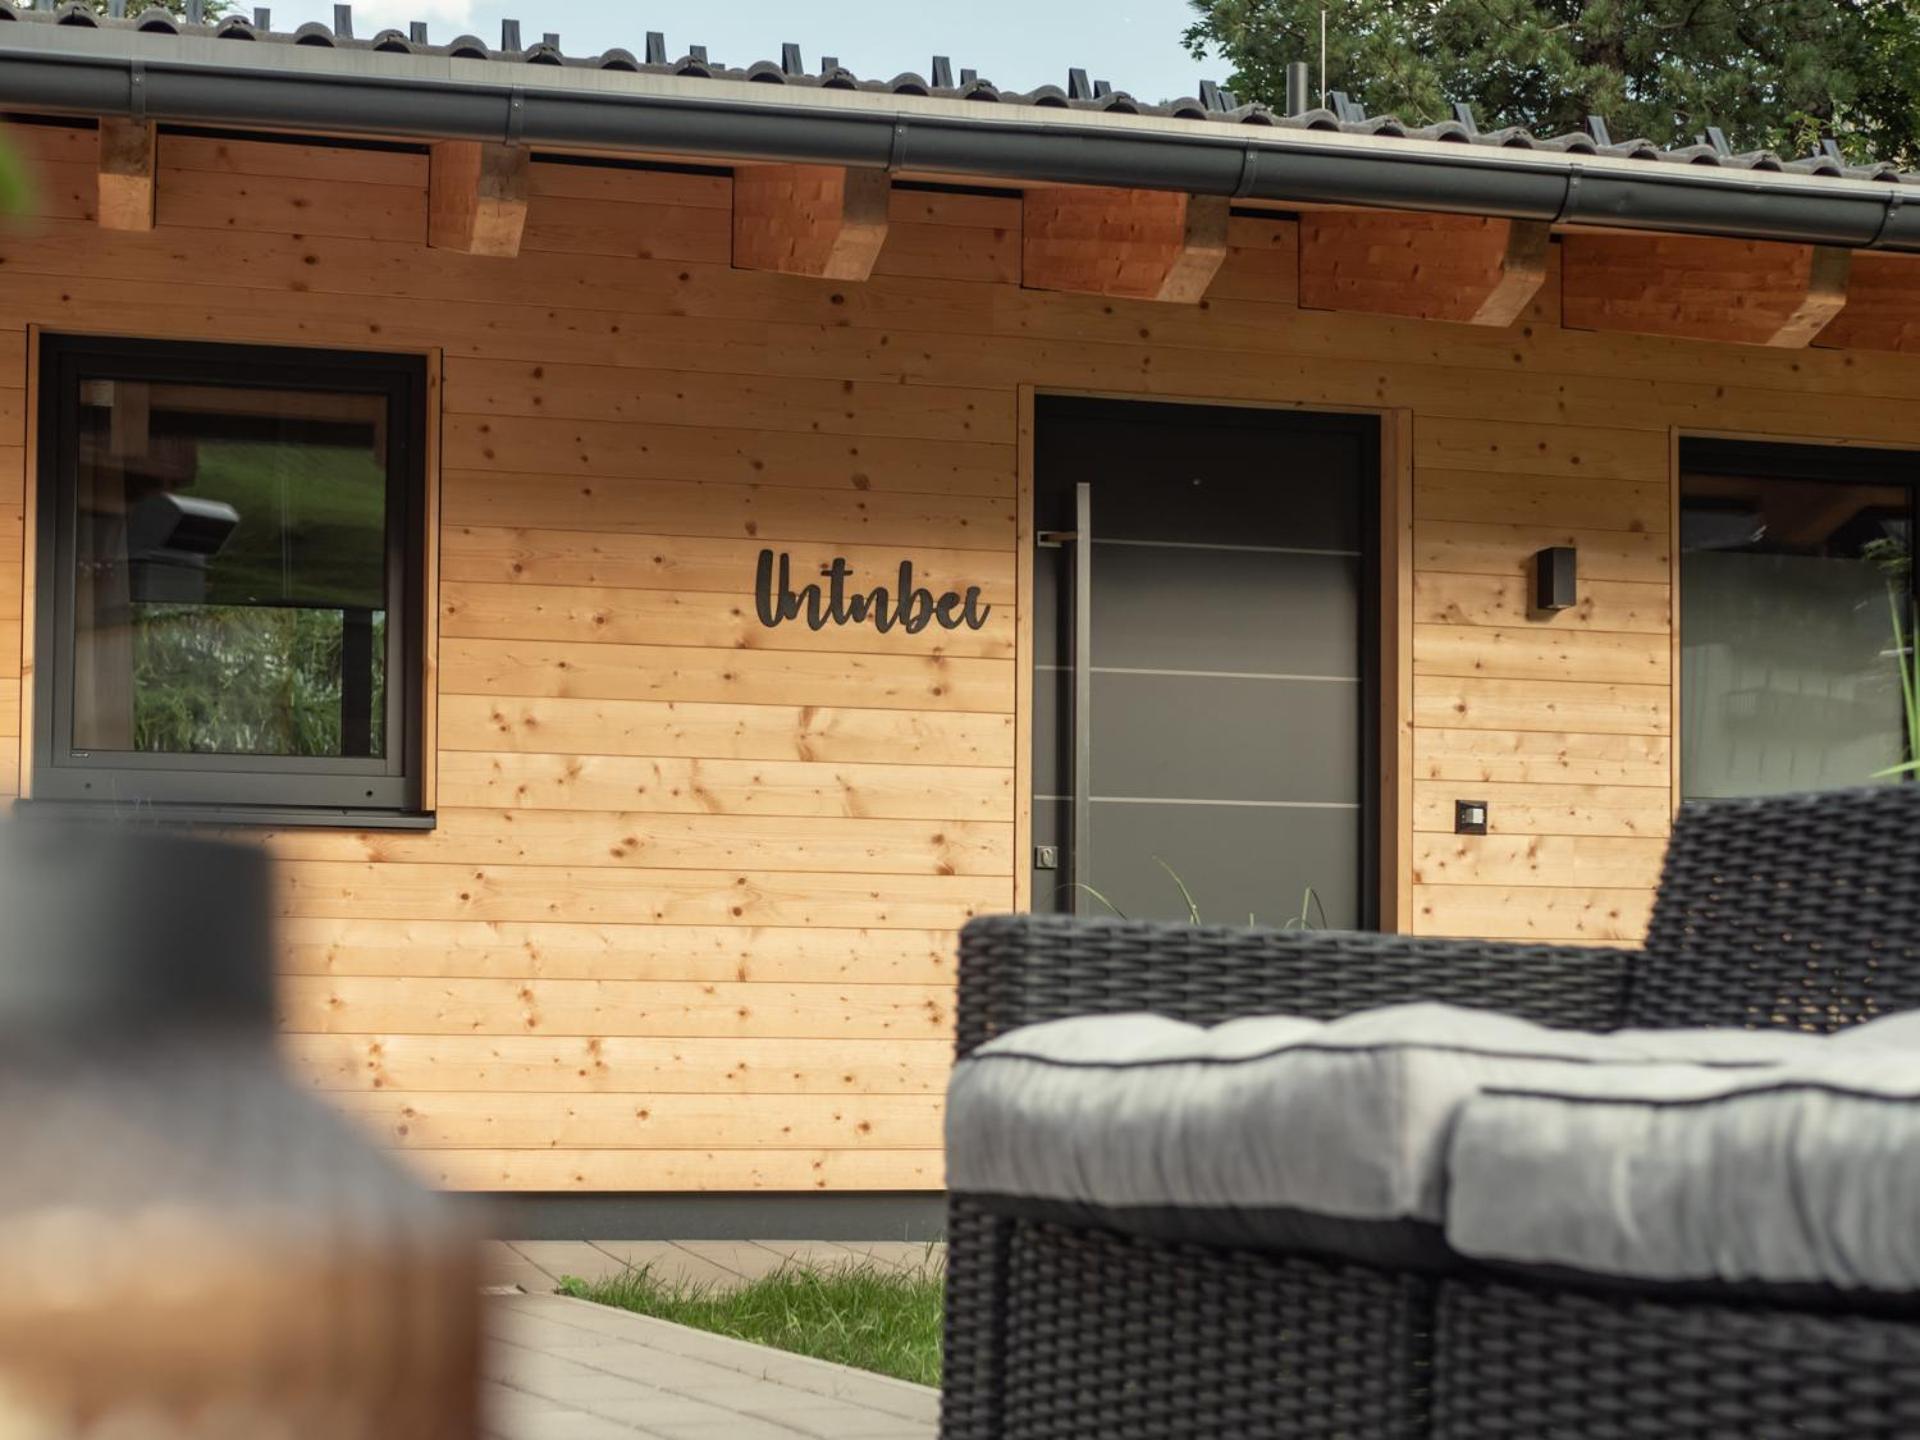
[1677,436,1919,803]
[31,334,428,821]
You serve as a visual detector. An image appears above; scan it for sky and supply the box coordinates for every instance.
[272,0,1221,106]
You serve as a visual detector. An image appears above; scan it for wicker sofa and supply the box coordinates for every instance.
[941,783,1920,1440]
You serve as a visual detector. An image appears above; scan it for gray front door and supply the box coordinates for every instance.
[1032,397,1378,928]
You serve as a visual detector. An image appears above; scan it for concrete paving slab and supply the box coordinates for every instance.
[543,1343,781,1394]
[489,1410,654,1440]
[509,1242,632,1286]
[486,1311,629,1350]
[484,1241,560,1291]
[640,1418,815,1440]
[669,1240,798,1284]
[566,1395,751,1429]
[741,1239,877,1273]
[833,1241,947,1276]
[584,1240,741,1290]
[481,1291,937,1440]
[751,1404,939,1439]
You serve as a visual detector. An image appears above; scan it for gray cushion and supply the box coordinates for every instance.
[1445,1013,1920,1292]
[945,1002,1824,1243]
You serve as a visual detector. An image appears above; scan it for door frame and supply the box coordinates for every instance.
[1014,385,1414,932]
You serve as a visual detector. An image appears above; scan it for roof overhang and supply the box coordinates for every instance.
[3,21,1920,253]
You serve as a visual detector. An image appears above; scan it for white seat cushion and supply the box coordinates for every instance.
[945,1002,1823,1260]
[1445,1038,1920,1293]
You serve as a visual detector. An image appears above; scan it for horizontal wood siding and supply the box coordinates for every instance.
[5,125,1920,1189]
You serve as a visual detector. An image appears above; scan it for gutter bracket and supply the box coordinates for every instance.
[504,85,525,146]
[887,119,909,174]
[1869,187,1905,250]
[128,57,145,123]
[1553,164,1583,225]
[1233,142,1260,199]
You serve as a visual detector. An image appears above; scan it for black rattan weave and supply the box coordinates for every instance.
[1632,783,1920,1032]
[943,1196,1013,1440]
[954,915,1631,1059]
[942,784,1920,1440]
[1435,1279,1920,1440]
[944,919,1626,1440]
[999,1218,1430,1440]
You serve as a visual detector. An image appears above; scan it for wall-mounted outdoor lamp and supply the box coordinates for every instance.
[1455,799,1490,835]
[1532,545,1578,616]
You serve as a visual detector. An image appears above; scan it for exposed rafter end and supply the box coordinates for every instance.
[1298,211,1549,327]
[97,118,156,232]
[731,164,891,281]
[1812,253,1920,352]
[1021,187,1228,304]
[428,141,529,259]
[1562,233,1851,348]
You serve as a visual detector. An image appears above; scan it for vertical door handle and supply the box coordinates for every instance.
[1070,482,1092,911]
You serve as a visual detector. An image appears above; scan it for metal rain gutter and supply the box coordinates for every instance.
[3,25,1918,254]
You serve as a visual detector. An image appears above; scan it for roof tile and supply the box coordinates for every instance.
[0,2,1907,186]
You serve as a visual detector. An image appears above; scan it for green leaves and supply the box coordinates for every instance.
[0,129,32,218]
[1876,590,1920,782]
[1186,0,1920,166]
[74,1,232,16]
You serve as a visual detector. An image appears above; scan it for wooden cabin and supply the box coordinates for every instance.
[1,9,1916,1236]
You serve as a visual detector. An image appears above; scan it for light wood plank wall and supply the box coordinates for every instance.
[3,121,1919,1189]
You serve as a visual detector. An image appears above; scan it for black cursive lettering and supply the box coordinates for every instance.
[754,550,988,635]
[754,549,780,627]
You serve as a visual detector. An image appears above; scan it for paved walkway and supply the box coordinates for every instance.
[484,1291,939,1440]
[480,1243,943,1440]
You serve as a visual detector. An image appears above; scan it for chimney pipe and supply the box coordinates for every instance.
[1285,61,1310,117]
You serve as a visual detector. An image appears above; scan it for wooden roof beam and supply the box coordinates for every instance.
[1562,233,1851,348]
[429,141,529,258]
[732,164,891,281]
[1022,186,1228,304]
[1812,254,1920,352]
[97,118,156,232]
[1298,211,1549,326]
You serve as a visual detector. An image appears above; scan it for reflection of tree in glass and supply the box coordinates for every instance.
[131,605,385,758]
[119,427,390,759]
[1864,535,1913,585]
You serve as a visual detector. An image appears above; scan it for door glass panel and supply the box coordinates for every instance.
[1033,398,1374,928]
[70,380,390,759]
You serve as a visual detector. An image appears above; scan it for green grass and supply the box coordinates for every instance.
[191,440,388,608]
[556,1257,946,1388]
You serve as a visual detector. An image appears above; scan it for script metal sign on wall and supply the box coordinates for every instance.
[754,549,991,634]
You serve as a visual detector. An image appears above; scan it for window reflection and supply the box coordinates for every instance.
[72,380,389,759]
[1681,460,1914,800]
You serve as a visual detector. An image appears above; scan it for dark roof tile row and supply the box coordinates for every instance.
[2,1,1912,185]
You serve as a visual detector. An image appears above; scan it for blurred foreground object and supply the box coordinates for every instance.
[0,824,480,1439]
[0,124,32,216]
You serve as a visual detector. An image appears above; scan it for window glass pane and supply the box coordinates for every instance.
[1680,470,1913,800]
[71,379,389,759]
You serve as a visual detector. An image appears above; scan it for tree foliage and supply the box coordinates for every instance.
[132,606,385,759]
[75,1,231,17]
[1185,1,1920,166]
